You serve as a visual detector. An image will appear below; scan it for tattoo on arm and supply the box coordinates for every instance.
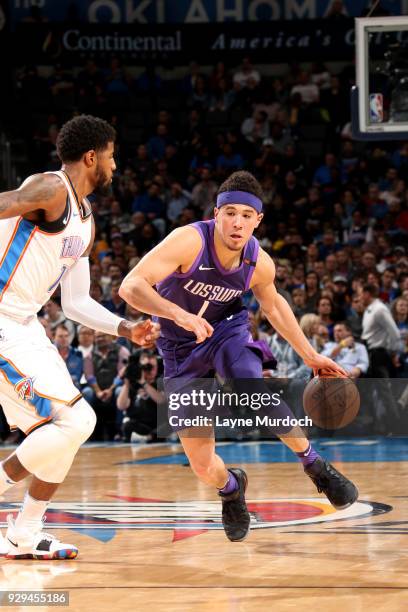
[0,174,61,218]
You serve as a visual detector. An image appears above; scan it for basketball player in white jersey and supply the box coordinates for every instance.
[0,114,160,559]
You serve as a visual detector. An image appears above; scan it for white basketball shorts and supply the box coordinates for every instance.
[0,314,81,435]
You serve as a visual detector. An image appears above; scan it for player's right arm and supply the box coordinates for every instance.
[119,226,213,343]
[0,173,66,220]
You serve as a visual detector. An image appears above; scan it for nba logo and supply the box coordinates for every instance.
[369,93,383,123]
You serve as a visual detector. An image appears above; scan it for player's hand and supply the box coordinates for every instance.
[129,320,161,348]
[174,311,214,343]
[304,353,348,378]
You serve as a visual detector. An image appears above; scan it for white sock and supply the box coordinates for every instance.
[15,493,48,532]
[0,463,17,495]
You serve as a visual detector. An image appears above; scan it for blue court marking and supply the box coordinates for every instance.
[117,438,408,465]
[70,528,116,543]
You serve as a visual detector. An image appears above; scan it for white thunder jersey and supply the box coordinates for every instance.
[0,170,92,323]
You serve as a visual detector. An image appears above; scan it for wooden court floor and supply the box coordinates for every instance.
[0,439,407,612]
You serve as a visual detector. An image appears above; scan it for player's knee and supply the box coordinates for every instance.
[57,398,96,445]
[74,399,97,443]
[189,454,214,480]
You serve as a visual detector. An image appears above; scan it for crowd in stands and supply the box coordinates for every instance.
[1,55,408,443]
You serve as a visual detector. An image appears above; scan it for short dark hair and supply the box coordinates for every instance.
[56,115,116,163]
[55,324,69,334]
[336,321,352,333]
[362,283,379,297]
[217,171,264,201]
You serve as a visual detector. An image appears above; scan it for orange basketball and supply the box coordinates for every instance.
[303,369,360,430]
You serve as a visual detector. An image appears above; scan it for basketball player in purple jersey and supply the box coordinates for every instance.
[120,171,358,542]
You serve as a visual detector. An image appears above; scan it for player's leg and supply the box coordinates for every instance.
[0,317,95,559]
[179,428,250,542]
[1,395,96,559]
[162,340,250,542]
[179,428,226,487]
[216,336,358,509]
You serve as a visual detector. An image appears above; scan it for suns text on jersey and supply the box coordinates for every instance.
[183,280,242,302]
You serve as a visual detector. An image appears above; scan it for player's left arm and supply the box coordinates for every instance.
[59,217,160,348]
[251,248,347,375]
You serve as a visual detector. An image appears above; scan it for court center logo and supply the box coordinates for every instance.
[0,496,391,542]
[14,377,35,402]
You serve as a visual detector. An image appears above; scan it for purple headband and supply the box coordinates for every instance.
[216,190,263,213]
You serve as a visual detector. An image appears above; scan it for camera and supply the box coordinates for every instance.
[123,354,141,382]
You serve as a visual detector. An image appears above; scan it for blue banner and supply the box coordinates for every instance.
[8,0,404,25]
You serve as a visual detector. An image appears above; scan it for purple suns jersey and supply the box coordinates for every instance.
[156,219,259,343]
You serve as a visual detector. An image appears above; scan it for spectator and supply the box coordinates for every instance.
[364,183,388,220]
[167,182,192,223]
[182,61,204,94]
[299,313,324,351]
[191,167,218,211]
[313,154,338,187]
[275,262,294,306]
[116,351,163,442]
[233,57,261,88]
[90,332,130,440]
[268,332,312,382]
[332,275,350,319]
[291,287,308,319]
[319,230,341,259]
[241,110,270,144]
[131,144,154,183]
[54,324,95,403]
[317,296,336,338]
[147,124,172,161]
[346,293,365,341]
[344,210,374,246]
[380,267,399,303]
[290,71,319,105]
[132,183,165,219]
[102,282,127,317]
[216,144,244,176]
[321,322,369,378]
[44,298,76,342]
[304,270,321,312]
[77,326,95,360]
[280,171,307,209]
[391,297,408,348]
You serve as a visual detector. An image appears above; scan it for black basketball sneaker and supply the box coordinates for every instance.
[304,458,359,509]
[218,468,250,542]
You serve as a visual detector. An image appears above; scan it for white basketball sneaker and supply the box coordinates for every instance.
[4,515,78,560]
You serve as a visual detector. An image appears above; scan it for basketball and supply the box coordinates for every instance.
[303,369,360,430]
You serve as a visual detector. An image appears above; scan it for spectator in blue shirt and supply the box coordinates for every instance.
[147,124,172,161]
[102,282,127,317]
[54,324,84,390]
[216,143,244,176]
[132,183,165,218]
[321,322,369,378]
[313,153,338,186]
